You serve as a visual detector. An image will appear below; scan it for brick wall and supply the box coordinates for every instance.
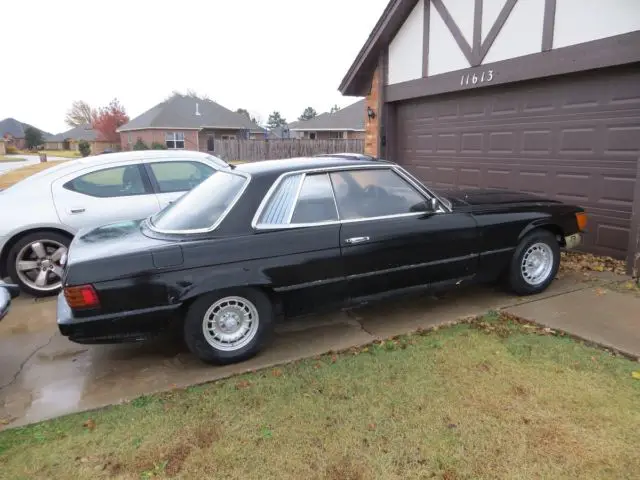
[120,130,199,151]
[364,65,381,157]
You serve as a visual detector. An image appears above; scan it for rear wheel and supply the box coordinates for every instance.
[7,231,71,297]
[507,229,560,295]
[183,288,274,365]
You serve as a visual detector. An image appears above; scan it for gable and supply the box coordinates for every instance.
[340,0,640,96]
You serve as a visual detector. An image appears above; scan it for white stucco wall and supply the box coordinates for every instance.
[428,1,470,76]
[441,0,474,45]
[482,0,507,41]
[388,0,424,85]
[482,0,544,64]
[553,0,640,49]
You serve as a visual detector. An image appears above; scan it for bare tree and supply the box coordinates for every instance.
[65,100,96,128]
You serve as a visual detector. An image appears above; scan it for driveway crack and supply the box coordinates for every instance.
[0,332,56,391]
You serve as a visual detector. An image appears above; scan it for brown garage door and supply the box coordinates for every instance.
[395,65,640,259]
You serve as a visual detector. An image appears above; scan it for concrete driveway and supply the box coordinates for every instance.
[1,272,636,429]
[0,155,66,174]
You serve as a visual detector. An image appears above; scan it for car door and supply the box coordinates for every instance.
[51,162,160,232]
[144,160,216,209]
[330,167,479,304]
[253,171,346,317]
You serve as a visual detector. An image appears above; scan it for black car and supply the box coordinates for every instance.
[57,155,587,364]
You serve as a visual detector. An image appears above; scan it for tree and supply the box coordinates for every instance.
[267,111,287,130]
[298,107,317,121]
[93,98,129,143]
[78,140,91,157]
[151,142,167,150]
[330,104,341,114]
[236,108,250,119]
[24,126,44,149]
[65,100,96,128]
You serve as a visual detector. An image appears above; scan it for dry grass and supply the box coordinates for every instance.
[19,150,82,159]
[0,316,639,480]
[0,155,26,162]
[0,161,69,190]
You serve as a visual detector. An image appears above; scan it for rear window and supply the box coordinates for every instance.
[150,170,247,232]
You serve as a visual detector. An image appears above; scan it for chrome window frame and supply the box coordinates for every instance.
[251,164,451,230]
[146,169,251,235]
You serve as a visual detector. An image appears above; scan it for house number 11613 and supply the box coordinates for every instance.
[460,70,494,86]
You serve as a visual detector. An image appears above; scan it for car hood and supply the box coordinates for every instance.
[64,220,182,285]
[434,187,560,209]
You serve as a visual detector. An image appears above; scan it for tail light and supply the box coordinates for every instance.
[575,212,588,232]
[64,285,100,309]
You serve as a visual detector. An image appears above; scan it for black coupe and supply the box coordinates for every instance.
[57,154,586,364]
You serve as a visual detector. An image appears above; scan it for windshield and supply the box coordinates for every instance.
[149,170,248,232]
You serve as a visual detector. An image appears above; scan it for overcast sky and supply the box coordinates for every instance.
[1,0,388,134]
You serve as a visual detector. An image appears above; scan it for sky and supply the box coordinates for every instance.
[0,0,389,134]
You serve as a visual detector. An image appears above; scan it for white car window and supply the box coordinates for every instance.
[64,165,148,198]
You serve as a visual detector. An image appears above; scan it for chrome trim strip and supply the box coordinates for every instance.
[273,276,344,293]
[346,253,478,280]
[251,163,444,230]
[147,170,252,235]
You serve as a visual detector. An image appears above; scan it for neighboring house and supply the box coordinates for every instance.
[288,100,366,140]
[340,0,640,260]
[267,125,293,139]
[0,139,6,155]
[0,118,50,150]
[45,124,119,154]
[117,94,265,153]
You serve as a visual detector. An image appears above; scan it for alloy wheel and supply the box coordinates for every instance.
[202,296,260,351]
[15,240,68,292]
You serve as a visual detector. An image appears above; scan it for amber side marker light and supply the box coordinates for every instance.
[64,285,100,309]
[575,212,588,232]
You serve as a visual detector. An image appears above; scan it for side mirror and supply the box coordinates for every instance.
[430,197,439,211]
[411,198,439,213]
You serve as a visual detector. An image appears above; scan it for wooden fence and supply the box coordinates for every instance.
[210,139,364,162]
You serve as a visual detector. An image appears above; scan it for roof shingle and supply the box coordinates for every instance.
[288,99,365,132]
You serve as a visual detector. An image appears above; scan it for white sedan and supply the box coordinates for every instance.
[0,150,229,296]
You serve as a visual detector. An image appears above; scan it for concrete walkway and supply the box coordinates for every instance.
[0,271,637,429]
[0,155,66,174]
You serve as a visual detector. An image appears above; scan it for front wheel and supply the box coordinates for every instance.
[183,288,274,365]
[507,229,560,295]
[7,231,71,297]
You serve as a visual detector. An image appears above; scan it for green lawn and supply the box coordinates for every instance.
[0,314,638,479]
[0,155,26,162]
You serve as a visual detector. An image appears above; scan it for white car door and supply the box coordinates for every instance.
[51,161,161,232]
[143,159,216,209]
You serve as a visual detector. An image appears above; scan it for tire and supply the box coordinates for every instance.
[507,229,560,296]
[183,288,274,365]
[7,231,71,298]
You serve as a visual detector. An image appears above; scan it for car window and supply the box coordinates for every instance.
[149,170,247,231]
[148,161,214,193]
[64,165,148,198]
[329,169,425,220]
[290,174,338,224]
[256,174,303,225]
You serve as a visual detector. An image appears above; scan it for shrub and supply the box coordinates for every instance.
[5,145,18,154]
[151,142,167,150]
[78,140,91,157]
[133,138,149,150]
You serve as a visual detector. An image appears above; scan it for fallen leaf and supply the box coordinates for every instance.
[83,418,96,431]
[595,288,607,296]
[447,423,458,429]
[368,423,377,431]
[631,371,640,380]
[331,355,337,363]
[271,369,283,378]
[235,380,251,390]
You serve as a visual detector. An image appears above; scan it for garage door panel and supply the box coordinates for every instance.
[394,65,640,257]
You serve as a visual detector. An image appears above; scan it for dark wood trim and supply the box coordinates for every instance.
[339,0,419,96]
[422,0,430,77]
[626,156,640,276]
[431,0,475,66]
[479,0,518,62]
[473,0,483,63]
[377,52,386,158]
[542,0,557,51]
[385,30,640,103]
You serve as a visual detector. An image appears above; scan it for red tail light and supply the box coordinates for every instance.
[64,285,100,309]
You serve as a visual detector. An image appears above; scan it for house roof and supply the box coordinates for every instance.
[339,0,418,96]
[117,94,264,133]
[0,117,51,139]
[288,100,366,132]
[47,124,97,142]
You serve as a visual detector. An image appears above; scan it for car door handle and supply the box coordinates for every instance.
[69,208,85,214]
[345,236,370,245]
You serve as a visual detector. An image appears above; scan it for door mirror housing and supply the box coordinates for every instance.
[411,197,440,213]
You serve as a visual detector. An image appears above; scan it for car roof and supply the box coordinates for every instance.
[235,155,394,177]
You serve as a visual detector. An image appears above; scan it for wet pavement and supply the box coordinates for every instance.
[0,272,633,429]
